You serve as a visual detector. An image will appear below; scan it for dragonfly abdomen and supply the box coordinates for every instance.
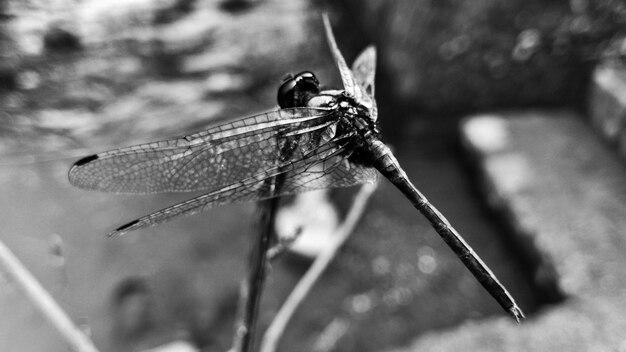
[363,138,409,183]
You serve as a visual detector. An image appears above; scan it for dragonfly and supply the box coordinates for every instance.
[69,15,524,322]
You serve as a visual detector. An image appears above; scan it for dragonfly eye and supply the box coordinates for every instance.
[277,71,321,108]
[277,77,298,108]
[295,71,319,85]
[294,71,320,91]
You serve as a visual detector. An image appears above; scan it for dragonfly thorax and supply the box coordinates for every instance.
[308,89,381,167]
[305,89,342,109]
[277,71,380,167]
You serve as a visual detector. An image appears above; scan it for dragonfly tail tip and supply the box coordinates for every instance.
[509,305,525,324]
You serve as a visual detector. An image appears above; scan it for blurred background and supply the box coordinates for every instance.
[0,0,624,351]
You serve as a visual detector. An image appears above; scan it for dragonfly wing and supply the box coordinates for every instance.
[351,46,376,98]
[110,135,374,236]
[279,150,378,194]
[110,172,274,236]
[68,108,334,194]
[323,14,360,99]
[322,14,377,121]
[351,46,378,121]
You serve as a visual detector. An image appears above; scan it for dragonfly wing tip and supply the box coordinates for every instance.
[110,219,140,237]
[73,154,99,167]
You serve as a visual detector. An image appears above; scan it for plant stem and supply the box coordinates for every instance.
[260,181,378,352]
[0,239,100,352]
[231,177,283,352]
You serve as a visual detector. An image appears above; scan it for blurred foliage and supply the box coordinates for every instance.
[0,0,326,158]
[338,0,625,115]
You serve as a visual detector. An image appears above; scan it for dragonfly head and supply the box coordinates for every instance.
[277,71,321,108]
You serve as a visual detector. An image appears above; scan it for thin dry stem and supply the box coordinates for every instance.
[0,239,100,352]
[260,181,378,352]
[230,189,282,352]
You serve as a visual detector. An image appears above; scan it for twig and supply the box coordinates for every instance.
[267,227,303,261]
[231,186,283,352]
[260,181,378,352]
[0,239,100,352]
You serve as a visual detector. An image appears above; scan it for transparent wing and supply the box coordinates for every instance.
[351,46,378,121]
[351,46,376,98]
[322,14,377,121]
[68,107,336,194]
[109,134,377,236]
